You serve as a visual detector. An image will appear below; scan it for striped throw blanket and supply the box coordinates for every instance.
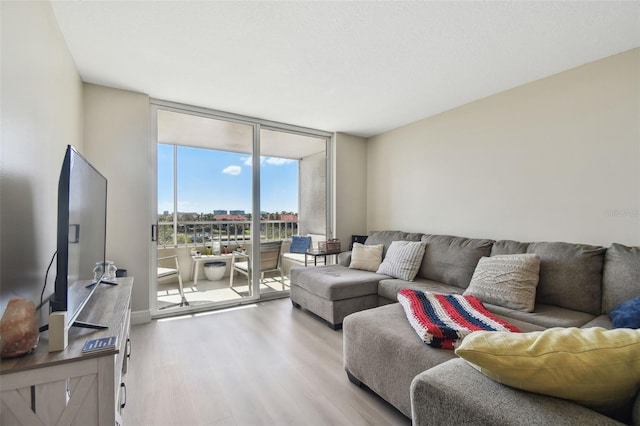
[398,289,521,349]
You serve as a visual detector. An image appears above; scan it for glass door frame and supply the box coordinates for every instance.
[150,100,333,317]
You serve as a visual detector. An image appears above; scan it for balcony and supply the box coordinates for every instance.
[156,219,300,312]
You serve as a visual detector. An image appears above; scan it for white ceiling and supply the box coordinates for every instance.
[51,1,640,138]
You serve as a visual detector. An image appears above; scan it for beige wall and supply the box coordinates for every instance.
[367,48,640,247]
[83,84,152,321]
[334,133,368,247]
[0,1,83,315]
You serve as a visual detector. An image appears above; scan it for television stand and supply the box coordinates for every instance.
[38,319,108,333]
[1,277,133,425]
[85,278,119,288]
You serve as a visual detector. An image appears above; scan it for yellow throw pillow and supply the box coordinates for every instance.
[455,327,640,409]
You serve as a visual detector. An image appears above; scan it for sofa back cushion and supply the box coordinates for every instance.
[365,230,424,257]
[493,240,605,315]
[602,243,640,314]
[419,234,494,289]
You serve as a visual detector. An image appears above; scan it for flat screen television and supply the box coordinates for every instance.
[50,145,110,330]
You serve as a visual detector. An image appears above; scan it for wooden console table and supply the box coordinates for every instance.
[0,277,133,426]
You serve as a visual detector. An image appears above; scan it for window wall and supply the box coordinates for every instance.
[151,102,331,317]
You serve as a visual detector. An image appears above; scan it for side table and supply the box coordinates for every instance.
[305,250,340,267]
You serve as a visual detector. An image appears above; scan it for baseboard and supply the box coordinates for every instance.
[131,309,152,325]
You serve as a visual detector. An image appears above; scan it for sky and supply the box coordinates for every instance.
[158,144,299,214]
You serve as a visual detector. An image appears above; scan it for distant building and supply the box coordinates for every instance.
[214,214,247,221]
[163,210,169,216]
[229,210,245,215]
[213,209,227,215]
[280,214,298,221]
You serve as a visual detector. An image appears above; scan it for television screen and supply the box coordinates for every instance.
[52,145,107,327]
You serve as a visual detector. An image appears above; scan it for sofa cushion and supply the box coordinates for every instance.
[289,265,383,301]
[464,254,541,312]
[418,234,494,288]
[349,243,384,272]
[343,303,459,418]
[456,327,640,410]
[376,241,426,281]
[526,242,605,315]
[490,239,530,256]
[602,243,640,314]
[365,230,424,256]
[412,358,628,426]
[484,302,595,328]
[377,278,464,302]
[495,240,606,314]
[610,296,640,329]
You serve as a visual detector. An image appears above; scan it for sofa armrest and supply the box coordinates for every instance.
[411,358,623,426]
[337,251,352,266]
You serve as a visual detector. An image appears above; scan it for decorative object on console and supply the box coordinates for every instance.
[609,296,640,329]
[376,240,426,281]
[0,298,39,358]
[463,253,541,312]
[319,239,341,253]
[398,289,520,349]
[456,327,640,410]
[349,243,383,272]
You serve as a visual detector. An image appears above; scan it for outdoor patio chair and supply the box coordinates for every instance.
[229,241,285,296]
[157,254,188,309]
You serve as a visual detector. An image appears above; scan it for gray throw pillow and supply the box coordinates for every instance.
[464,254,541,312]
[376,241,426,281]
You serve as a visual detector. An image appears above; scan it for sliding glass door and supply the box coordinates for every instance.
[151,103,331,317]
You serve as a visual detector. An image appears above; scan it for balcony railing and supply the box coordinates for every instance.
[157,219,299,248]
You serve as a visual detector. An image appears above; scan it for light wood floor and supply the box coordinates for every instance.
[123,298,410,426]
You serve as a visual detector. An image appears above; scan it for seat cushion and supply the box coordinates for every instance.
[377,278,464,302]
[290,265,384,301]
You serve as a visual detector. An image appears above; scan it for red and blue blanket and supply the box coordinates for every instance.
[398,289,521,349]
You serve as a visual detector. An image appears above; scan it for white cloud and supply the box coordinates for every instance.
[222,165,242,176]
[266,157,294,166]
[241,156,294,167]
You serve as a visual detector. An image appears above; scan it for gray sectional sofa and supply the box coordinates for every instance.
[289,230,640,425]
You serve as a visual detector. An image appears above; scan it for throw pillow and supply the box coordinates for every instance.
[455,327,640,409]
[463,254,541,312]
[610,296,640,329]
[349,243,384,272]
[290,235,311,254]
[376,240,426,281]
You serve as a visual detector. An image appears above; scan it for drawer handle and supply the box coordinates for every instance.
[120,382,127,409]
[126,338,132,359]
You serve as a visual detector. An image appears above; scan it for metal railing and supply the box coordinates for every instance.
[157,219,299,248]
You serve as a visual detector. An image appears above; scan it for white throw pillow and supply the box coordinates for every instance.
[349,243,384,272]
[376,241,426,281]
[464,254,540,312]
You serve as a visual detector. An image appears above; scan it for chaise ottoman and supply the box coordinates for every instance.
[289,265,385,329]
